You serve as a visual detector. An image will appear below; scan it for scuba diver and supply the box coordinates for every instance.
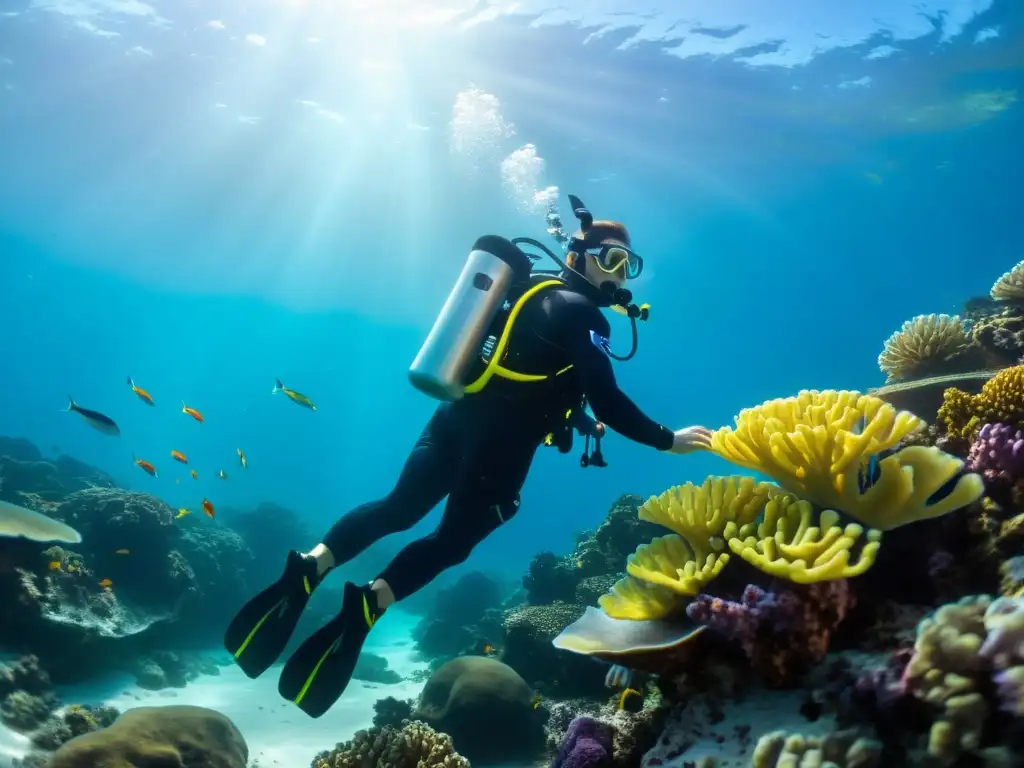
[224,194,713,718]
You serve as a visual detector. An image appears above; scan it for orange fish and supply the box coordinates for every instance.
[99,578,113,589]
[217,469,228,480]
[132,455,158,477]
[202,498,214,518]
[190,469,198,480]
[171,450,188,464]
[237,448,247,469]
[483,643,497,656]
[126,376,154,406]
[115,549,130,555]
[181,401,204,423]
[48,561,62,571]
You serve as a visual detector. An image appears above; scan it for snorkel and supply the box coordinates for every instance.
[510,193,649,362]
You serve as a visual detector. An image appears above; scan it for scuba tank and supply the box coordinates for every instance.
[408,235,534,401]
[408,195,649,403]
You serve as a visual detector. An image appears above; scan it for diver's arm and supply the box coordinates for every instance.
[552,295,674,450]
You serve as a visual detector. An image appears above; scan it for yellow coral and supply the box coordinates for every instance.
[938,364,1024,445]
[599,575,680,621]
[638,476,774,541]
[626,534,728,595]
[725,495,883,584]
[752,729,881,768]
[710,390,984,530]
[990,260,1024,302]
[877,313,971,382]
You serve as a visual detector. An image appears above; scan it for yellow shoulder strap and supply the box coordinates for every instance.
[464,279,564,394]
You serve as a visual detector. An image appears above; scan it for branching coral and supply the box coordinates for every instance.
[311,720,469,768]
[725,495,882,584]
[710,390,984,530]
[877,314,972,382]
[751,728,882,768]
[939,365,1024,450]
[990,259,1024,303]
[902,595,993,761]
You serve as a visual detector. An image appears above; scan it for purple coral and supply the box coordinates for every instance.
[686,581,854,686]
[966,423,1024,487]
[551,716,612,768]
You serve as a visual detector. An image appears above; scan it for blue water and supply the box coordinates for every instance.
[1,0,1022,584]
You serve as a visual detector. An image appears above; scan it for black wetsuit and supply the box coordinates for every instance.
[321,276,674,601]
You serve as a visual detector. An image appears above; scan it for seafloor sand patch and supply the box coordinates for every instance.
[0,610,435,768]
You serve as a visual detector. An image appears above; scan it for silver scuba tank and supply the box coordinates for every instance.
[409,235,535,401]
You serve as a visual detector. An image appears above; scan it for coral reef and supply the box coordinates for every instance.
[551,716,613,767]
[750,728,882,767]
[372,696,414,729]
[0,655,59,733]
[412,570,505,661]
[938,364,1024,452]
[311,719,469,768]
[413,656,544,763]
[686,581,854,687]
[45,705,248,768]
[877,313,974,382]
[29,703,120,751]
[991,260,1024,304]
[353,652,403,684]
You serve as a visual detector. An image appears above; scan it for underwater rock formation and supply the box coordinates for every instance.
[551,716,613,768]
[44,705,248,768]
[412,655,544,764]
[0,655,59,734]
[311,719,469,768]
[131,651,220,691]
[353,652,403,684]
[413,570,505,661]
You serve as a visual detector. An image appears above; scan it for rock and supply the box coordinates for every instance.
[46,705,247,768]
[353,652,402,684]
[413,656,545,764]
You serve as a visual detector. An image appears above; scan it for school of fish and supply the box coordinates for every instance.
[59,376,318,591]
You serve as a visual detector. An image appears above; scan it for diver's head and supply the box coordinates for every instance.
[565,220,643,294]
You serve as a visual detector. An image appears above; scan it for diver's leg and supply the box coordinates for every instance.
[225,406,455,677]
[278,433,537,717]
[306,404,459,576]
[374,433,538,603]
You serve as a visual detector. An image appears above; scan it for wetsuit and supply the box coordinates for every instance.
[321,277,674,601]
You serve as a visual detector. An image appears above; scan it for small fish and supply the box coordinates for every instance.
[64,396,120,436]
[132,455,158,477]
[217,469,228,480]
[272,378,316,411]
[115,549,130,555]
[531,695,542,711]
[181,401,205,423]
[68,564,79,573]
[98,578,113,589]
[190,470,198,480]
[482,643,496,656]
[618,688,642,711]
[577,559,584,569]
[237,448,247,469]
[175,508,191,519]
[171,450,188,464]
[48,561,62,571]
[126,376,155,406]
[202,498,214,518]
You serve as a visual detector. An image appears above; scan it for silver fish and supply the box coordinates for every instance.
[65,395,120,436]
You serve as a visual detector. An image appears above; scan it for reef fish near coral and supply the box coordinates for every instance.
[0,499,82,543]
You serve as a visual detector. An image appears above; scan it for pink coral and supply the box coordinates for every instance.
[966,423,1024,488]
[685,581,854,686]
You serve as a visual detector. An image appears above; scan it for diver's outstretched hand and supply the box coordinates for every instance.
[667,426,713,455]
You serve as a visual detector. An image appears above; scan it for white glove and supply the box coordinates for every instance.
[667,426,713,455]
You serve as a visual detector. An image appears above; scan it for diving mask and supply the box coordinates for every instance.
[574,241,644,280]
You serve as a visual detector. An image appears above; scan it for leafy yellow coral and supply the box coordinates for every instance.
[615,477,774,603]
[938,364,1024,445]
[991,260,1024,303]
[709,390,984,530]
[877,313,971,382]
[599,574,681,621]
[626,534,728,596]
[725,494,883,584]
